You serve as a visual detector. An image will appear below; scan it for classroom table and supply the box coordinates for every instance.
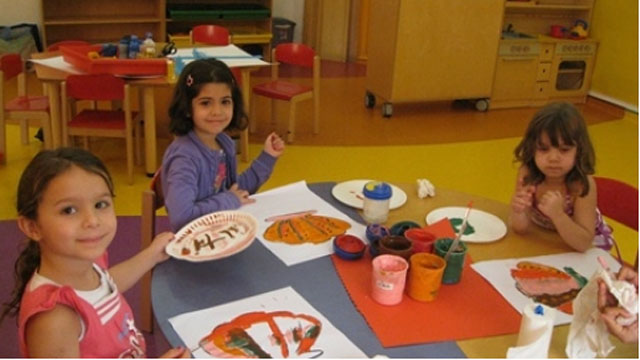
[151,182,638,358]
[31,47,260,175]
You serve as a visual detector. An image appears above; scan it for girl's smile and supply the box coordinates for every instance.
[191,82,233,147]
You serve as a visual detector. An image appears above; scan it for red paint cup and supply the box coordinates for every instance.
[404,228,436,254]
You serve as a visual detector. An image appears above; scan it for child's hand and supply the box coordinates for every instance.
[149,232,174,265]
[229,183,256,205]
[263,132,285,158]
[160,346,191,358]
[537,190,565,218]
[511,177,535,213]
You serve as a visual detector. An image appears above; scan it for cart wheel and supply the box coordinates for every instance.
[364,92,376,109]
[475,99,489,112]
[382,103,393,118]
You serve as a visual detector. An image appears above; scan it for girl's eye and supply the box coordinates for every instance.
[537,146,549,152]
[559,147,573,153]
[96,200,111,209]
[61,206,77,215]
[222,98,232,105]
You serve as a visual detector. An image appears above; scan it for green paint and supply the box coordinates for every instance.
[564,266,588,288]
[450,218,475,235]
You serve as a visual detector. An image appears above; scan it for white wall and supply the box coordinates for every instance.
[272,0,304,42]
[0,0,42,27]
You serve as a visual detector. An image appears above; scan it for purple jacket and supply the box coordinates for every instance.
[161,131,277,232]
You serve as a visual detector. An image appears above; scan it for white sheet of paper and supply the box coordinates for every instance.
[471,248,620,325]
[169,45,269,68]
[242,181,366,266]
[169,286,367,358]
[28,56,85,74]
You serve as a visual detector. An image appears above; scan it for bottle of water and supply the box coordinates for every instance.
[128,35,140,59]
[142,32,156,58]
[118,37,129,59]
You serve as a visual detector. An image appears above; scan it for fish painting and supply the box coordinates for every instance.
[263,210,351,245]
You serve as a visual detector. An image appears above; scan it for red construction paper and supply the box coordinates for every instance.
[332,218,521,347]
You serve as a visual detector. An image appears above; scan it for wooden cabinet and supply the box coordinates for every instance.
[491,0,597,108]
[41,0,273,57]
[41,0,166,47]
[364,0,504,117]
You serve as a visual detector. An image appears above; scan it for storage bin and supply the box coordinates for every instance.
[272,17,295,47]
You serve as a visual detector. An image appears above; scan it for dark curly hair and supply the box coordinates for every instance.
[514,102,595,196]
[0,148,114,323]
[168,58,248,135]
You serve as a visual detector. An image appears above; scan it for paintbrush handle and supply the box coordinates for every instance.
[444,205,472,261]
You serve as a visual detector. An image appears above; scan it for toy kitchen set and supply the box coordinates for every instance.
[490,0,598,109]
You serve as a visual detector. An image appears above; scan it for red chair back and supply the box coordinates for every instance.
[47,40,90,52]
[66,74,125,101]
[275,43,315,68]
[594,176,638,230]
[192,25,230,45]
[0,53,23,80]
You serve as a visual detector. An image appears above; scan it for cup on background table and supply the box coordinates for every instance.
[406,253,446,302]
[404,228,437,254]
[379,235,413,260]
[371,254,409,305]
[433,238,468,284]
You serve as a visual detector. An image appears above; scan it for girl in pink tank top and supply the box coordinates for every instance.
[509,103,614,252]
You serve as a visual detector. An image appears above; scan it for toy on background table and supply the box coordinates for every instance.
[569,19,589,40]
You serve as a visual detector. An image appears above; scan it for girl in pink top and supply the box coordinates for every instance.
[0,148,189,358]
[509,102,613,252]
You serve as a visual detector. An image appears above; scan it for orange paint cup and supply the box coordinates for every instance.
[406,253,446,302]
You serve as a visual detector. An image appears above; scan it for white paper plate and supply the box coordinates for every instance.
[166,211,258,262]
[425,207,507,243]
[331,180,407,210]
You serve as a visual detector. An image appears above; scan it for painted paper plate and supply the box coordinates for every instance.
[331,180,407,210]
[166,211,258,262]
[425,207,507,243]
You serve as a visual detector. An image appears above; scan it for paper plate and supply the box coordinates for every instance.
[425,207,507,243]
[166,211,258,262]
[331,180,407,210]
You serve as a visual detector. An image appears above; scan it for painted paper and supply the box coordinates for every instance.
[241,181,366,266]
[471,248,620,325]
[169,287,366,358]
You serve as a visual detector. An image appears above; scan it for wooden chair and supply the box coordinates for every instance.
[0,53,52,164]
[46,40,90,52]
[140,170,164,332]
[61,74,141,184]
[190,24,231,46]
[594,176,638,267]
[250,43,320,143]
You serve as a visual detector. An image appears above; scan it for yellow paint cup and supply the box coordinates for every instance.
[406,253,446,302]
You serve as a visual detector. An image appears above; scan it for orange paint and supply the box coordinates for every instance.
[264,213,351,244]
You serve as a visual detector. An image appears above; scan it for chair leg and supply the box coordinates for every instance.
[250,95,258,134]
[287,103,296,143]
[20,119,29,145]
[240,128,249,162]
[126,134,134,185]
[41,116,52,150]
[313,92,320,135]
[134,118,142,166]
[0,116,6,165]
[270,99,277,132]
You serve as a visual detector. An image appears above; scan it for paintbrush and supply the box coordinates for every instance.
[444,201,473,262]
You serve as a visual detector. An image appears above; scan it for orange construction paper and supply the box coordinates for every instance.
[332,218,521,347]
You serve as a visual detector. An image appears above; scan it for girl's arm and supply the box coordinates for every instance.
[546,176,596,252]
[25,305,81,357]
[509,167,534,233]
[237,133,281,193]
[164,155,241,232]
[109,232,173,292]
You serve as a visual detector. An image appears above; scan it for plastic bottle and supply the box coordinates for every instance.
[118,37,129,59]
[142,32,156,58]
[362,181,392,224]
[128,35,140,59]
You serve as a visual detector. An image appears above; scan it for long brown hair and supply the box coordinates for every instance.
[514,102,595,196]
[0,148,114,323]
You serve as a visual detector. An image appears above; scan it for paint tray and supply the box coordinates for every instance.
[60,45,167,76]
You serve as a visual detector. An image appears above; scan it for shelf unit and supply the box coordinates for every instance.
[41,0,166,47]
[490,0,597,109]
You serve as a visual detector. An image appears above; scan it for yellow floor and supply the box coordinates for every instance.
[1,111,637,263]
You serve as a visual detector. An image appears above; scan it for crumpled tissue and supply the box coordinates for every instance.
[417,179,435,198]
[507,303,556,358]
[565,269,638,358]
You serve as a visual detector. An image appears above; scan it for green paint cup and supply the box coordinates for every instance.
[434,238,467,284]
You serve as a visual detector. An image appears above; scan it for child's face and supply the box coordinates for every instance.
[24,165,116,264]
[191,82,233,139]
[534,132,577,180]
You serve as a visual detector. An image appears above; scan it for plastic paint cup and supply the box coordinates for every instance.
[371,254,409,305]
[404,228,437,254]
[379,235,413,261]
[434,238,468,284]
[406,253,446,302]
